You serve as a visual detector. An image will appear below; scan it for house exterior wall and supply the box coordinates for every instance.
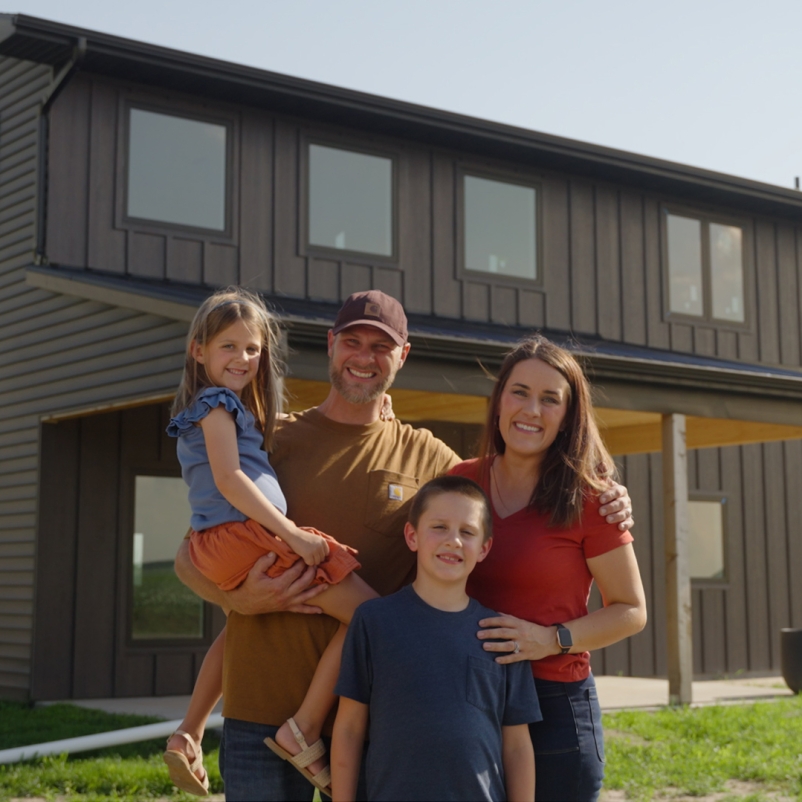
[2,289,195,699]
[46,73,802,371]
[3,55,802,697]
[0,55,51,698]
[32,404,228,701]
[0,58,196,695]
[594,443,802,678]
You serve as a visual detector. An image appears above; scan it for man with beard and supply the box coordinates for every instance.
[175,290,633,801]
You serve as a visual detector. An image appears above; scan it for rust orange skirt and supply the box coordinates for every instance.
[189,519,360,591]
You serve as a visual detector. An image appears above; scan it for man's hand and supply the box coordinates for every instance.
[379,393,395,422]
[175,539,327,616]
[599,482,634,532]
[225,552,328,615]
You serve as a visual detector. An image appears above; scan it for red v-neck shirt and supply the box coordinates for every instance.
[450,458,633,682]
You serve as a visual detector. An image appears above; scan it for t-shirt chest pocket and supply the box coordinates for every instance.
[364,470,419,537]
[466,655,504,716]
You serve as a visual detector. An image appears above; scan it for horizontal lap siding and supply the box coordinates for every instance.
[0,57,49,696]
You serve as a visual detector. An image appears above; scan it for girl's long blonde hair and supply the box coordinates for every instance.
[478,335,616,528]
[172,287,285,449]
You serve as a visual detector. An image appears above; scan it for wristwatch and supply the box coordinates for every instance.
[554,623,572,654]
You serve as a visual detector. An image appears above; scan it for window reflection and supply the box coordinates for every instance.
[127,108,227,230]
[688,499,725,580]
[710,223,745,322]
[464,175,537,280]
[667,214,703,317]
[132,476,203,640]
[308,144,393,256]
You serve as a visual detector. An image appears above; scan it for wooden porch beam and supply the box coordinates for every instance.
[602,417,802,456]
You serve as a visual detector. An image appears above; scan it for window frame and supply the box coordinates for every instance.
[456,164,543,289]
[661,203,751,331]
[117,96,239,242]
[122,467,213,651]
[688,492,729,588]
[300,135,400,265]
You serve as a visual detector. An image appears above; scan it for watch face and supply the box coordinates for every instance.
[557,626,572,648]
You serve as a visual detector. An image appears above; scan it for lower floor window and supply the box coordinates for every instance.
[688,497,726,581]
[132,475,203,639]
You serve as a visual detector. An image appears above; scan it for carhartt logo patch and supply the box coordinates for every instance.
[365,302,381,317]
[388,483,403,501]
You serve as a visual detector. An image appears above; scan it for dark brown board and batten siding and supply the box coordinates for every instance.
[591,442,802,678]
[47,73,802,373]
[33,405,224,700]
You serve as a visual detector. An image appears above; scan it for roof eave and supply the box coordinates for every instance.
[26,265,802,404]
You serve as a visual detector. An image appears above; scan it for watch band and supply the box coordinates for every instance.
[554,623,572,654]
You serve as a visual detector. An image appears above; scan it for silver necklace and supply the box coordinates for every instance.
[491,459,511,515]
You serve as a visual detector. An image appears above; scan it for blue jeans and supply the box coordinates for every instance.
[529,674,605,802]
[219,718,368,801]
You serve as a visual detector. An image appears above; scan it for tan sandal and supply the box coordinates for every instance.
[163,729,210,797]
[264,717,331,793]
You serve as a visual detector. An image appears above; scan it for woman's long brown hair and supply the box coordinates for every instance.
[478,335,616,528]
[172,287,285,450]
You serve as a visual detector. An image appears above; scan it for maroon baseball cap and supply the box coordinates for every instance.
[331,290,408,346]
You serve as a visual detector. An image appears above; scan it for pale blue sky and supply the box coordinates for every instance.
[8,0,802,189]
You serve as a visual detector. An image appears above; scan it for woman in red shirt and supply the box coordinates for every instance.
[450,335,647,802]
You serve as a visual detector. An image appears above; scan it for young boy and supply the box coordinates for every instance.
[331,475,541,802]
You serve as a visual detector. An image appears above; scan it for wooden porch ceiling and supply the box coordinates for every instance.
[285,378,802,454]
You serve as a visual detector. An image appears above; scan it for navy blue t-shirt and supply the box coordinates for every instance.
[336,585,542,801]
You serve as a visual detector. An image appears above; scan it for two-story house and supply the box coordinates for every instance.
[1,14,802,703]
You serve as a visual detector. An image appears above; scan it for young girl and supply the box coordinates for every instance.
[162,287,378,796]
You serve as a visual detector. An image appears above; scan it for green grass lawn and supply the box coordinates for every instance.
[603,695,802,800]
[1,696,801,800]
[0,701,222,800]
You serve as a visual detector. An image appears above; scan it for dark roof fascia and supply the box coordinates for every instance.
[4,15,802,220]
[25,265,802,404]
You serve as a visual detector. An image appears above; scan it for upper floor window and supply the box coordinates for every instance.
[127,108,228,231]
[665,209,745,324]
[307,143,394,258]
[462,173,538,282]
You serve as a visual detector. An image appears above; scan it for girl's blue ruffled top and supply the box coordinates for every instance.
[167,387,287,531]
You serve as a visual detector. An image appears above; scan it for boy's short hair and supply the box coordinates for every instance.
[408,475,493,542]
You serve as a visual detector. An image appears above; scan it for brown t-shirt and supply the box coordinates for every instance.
[222,408,461,729]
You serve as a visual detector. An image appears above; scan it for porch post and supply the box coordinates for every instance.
[662,413,693,705]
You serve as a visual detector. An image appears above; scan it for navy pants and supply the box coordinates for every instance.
[529,674,605,802]
[219,718,368,801]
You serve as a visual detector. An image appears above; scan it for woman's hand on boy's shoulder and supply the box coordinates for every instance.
[477,613,560,664]
[226,553,327,615]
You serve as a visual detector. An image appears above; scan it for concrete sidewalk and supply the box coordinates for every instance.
[595,674,793,710]
[52,675,794,719]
